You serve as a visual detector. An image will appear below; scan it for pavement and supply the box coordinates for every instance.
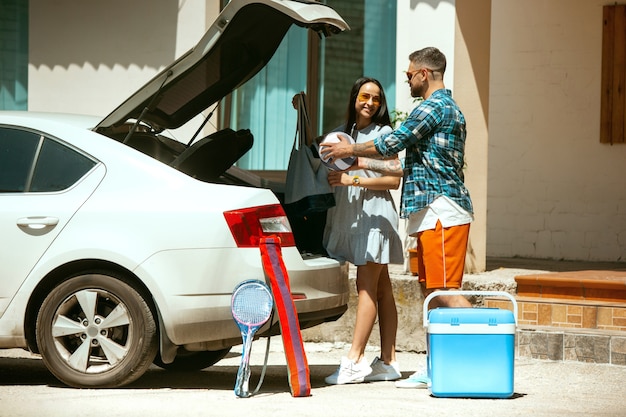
[297,256,626,416]
[1,339,625,417]
[1,257,625,416]
[254,339,626,417]
[293,254,626,417]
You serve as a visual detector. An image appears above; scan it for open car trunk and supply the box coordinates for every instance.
[109,126,328,256]
[93,0,348,256]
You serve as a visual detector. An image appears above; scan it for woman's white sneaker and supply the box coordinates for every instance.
[324,356,372,385]
[364,357,401,382]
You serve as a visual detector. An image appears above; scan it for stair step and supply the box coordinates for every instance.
[515,270,626,302]
[485,296,626,331]
[485,296,626,365]
[516,326,626,365]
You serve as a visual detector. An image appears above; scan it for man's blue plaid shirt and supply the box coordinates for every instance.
[373,89,473,219]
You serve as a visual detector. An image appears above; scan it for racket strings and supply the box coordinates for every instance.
[232,285,273,325]
[231,280,275,398]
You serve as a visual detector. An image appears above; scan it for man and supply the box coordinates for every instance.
[321,47,474,388]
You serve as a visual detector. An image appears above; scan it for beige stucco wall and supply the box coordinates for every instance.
[488,0,626,261]
[28,0,218,119]
[26,0,623,265]
[454,0,491,272]
[395,0,488,272]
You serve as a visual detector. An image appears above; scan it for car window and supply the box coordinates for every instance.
[30,138,97,192]
[0,127,97,193]
[0,128,40,192]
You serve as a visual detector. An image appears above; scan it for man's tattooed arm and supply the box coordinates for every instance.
[352,141,380,156]
[359,157,403,177]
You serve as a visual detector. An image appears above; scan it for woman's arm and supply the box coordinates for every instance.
[327,171,401,191]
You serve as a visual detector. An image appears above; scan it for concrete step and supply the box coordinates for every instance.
[507,296,626,331]
[515,270,626,302]
[516,326,626,365]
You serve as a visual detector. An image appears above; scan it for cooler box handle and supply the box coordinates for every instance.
[423,290,518,327]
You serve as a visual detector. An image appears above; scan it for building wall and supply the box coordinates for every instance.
[395,0,457,113]
[25,0,623,265]
[27,0,216,118]
[395,0,489,272]
[454,0,491,272]
[487,0,626,261]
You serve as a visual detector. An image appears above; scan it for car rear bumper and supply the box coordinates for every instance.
[135,247,349,348]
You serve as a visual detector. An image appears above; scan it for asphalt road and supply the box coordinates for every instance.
[1,339,625,417]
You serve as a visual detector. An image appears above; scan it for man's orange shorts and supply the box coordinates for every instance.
[416,220,470,289]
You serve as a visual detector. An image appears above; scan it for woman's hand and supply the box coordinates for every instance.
[327,171,350,187]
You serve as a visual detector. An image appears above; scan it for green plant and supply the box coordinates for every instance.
[390,98,423,127]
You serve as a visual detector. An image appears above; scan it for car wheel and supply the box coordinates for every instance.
[153,347,231,372]
[35,273,158,388]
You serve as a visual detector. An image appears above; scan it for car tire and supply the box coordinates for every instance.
[35,273,158,388]
[153,347,231,372]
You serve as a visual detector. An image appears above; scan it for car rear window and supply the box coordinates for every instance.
[31,139,97,192]
[0,128,40,192]
[0,126,96,192]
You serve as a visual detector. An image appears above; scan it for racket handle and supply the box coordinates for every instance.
[235,367,251,398]
[234,330,254,398]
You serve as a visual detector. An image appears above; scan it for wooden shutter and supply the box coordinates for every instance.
[600,5,626,144]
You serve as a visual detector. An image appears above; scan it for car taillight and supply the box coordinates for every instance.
[224,204,296,248]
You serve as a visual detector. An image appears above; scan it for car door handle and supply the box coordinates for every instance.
[17,216,60,230]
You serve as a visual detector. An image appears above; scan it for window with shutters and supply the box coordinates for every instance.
[600,4,626,144]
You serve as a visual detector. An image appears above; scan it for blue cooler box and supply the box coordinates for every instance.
[424,291,517,399]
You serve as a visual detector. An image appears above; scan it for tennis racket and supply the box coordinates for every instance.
[231,279,274,398]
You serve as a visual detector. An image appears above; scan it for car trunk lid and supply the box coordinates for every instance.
[94,0,348,134]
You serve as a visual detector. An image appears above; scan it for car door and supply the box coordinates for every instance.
[0,127,103,316]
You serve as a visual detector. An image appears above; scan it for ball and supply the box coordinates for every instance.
[319,132,356,171]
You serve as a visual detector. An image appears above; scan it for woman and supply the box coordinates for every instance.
[323,77,404,384]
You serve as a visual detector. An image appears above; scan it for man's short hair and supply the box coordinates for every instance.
[409,47,447,74]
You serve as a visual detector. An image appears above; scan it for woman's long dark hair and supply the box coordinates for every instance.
[343,77,392,134]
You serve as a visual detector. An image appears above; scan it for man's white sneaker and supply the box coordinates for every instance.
[324,356,372,385]
[364,357,401,382]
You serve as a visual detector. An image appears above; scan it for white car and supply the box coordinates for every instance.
[0,0,349,388]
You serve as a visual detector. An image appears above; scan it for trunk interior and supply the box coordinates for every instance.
[105,126,329,257]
